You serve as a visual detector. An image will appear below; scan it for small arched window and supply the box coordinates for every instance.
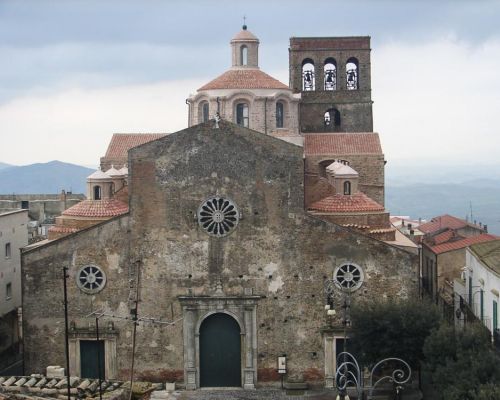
[324,108,341,132]
[324,58,337,91]
[346,57,359,90]
[302,59,315,91]
[240,45,248,66]
[344,181,351,195]
[202,102,209,122]
[93,185,102,200]
[276,101,284,128]
[236,102,249,127]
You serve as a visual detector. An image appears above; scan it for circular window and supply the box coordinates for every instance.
[197,197,239,237]
[76,264,106,294]
[333,263,364,291]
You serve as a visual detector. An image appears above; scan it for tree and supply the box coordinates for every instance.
[423,322,500,399]
[349,298,441,368]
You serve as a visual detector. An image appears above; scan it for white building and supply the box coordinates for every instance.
[461,239,500,336]
[0,209,28,371]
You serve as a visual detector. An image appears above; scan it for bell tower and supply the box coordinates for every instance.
[289,37,373,133]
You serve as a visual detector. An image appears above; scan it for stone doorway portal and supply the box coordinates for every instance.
[199,313,241,387]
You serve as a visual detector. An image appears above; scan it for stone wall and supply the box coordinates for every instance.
[126,121,417,386]
[21,122,418,388]
[22,216,130,378]
[0,194,84,224]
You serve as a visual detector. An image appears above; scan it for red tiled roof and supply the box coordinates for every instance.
[418,214,471,234]
[62,199,128,218]
[432,229,461,245]
[429,234,499,255]
[104,134,166,160]
[308,192,385,213]
[198,69,289,91]
[304,133,383,155]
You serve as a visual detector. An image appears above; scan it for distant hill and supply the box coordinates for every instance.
[385,162,500,234]
[0,161,93,194]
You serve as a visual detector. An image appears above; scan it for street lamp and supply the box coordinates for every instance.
[324,273,412,399]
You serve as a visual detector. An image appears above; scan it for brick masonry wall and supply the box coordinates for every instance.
[289,37,373,133]
[305,154,385,206]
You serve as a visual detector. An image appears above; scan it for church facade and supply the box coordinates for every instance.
[21,27,418,389]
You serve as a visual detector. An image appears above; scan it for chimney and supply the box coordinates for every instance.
[484,225,488,233]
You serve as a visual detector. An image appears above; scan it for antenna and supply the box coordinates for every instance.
[470,201,473,224]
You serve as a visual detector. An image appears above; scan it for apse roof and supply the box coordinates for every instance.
[308,192,385,213]
[62,199,129,218]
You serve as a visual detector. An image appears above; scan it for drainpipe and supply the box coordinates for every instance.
[264,97,268,135]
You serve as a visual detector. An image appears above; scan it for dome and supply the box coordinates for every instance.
[326,161,359,177]
[198,69,289,91]
[62,199,129,218]
[87,169,111,181]
[231,26,259,42]
[105,165,122,177]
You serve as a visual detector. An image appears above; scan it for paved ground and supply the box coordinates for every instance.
[157,387,423,400]
[176,389,335,400]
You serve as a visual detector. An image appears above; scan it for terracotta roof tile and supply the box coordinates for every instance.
[304,133,382,155]
[62,199,128,218]
[231,29,259,41]
[104,133,167,160]
[429,234,499,255]
[418,214,470,234]
[308,192,385,213]
[198,69,289,91]
[47,226,79,233]
[432,229,460,245]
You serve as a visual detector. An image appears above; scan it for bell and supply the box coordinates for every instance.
[347,72,355,82]
[326,74,333,83]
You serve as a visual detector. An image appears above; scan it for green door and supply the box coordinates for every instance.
[80,340,105,379]
[200,313,241,387]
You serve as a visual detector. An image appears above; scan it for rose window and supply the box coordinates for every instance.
[197,197,239,237]
[76,264,107,294]
[333,263,364,291]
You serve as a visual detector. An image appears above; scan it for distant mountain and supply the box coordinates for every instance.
[385,161,500,234]
[0,162,13,170]
[0,161,93,194]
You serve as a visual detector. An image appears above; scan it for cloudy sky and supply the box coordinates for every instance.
[1,0,499,167]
